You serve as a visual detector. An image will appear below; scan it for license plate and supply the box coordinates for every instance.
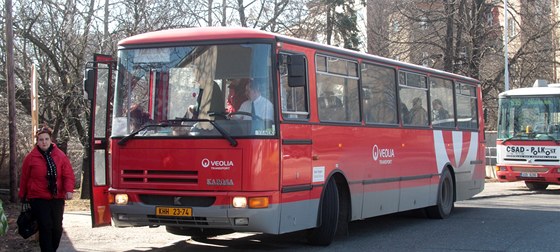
[520,172,538,178]
[155,207,192,217]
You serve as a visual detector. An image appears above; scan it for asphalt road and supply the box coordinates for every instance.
[55,181,560,252]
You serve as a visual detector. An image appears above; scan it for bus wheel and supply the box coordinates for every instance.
[525,181,548,191]
[307,178,339,246]
[426,168,454,219]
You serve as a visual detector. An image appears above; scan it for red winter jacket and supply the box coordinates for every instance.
[19,144,75,200]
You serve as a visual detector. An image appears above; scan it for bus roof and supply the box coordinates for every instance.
[119,27,479,84]
[119,27,276,46]
[499,85,560,98]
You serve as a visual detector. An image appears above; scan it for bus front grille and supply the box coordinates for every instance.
[511,167,549,172]
[122,169,198,184]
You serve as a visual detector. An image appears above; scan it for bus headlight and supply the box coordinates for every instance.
[232,197,247,208]
[115,194,129,205]
[495,166,506,172]
[232,197,269,208]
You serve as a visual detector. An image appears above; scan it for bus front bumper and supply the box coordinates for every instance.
[495,165,560,184]
[109,202,282,234]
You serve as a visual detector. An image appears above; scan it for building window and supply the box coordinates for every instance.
[420,17,428,30]
[508,18,517,38]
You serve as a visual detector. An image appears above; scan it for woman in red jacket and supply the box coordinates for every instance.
[19,125,75,252]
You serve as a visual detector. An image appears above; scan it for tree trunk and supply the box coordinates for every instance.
[208,0,213,26]
[443,0,455,72]
[6,0,19,203]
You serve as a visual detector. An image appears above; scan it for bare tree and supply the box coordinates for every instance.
[366,0,560,130]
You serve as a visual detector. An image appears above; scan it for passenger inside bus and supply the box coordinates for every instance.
[226,78,250,113]
[129,104,151,132]
[401,102,410,124]
[431,99,450,121]
[408,97,427,125]
[318,91,344,121]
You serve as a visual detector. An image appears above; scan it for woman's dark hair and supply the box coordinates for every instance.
[35,124,53,137]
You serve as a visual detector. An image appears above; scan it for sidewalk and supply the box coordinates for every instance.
[472,180,550,199]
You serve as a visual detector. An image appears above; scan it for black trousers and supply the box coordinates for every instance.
[30,198,65,252]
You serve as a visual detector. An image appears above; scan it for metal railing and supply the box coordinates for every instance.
[485,146,497,179]
[485,146,496,166]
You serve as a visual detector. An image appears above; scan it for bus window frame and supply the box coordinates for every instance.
[455,82,479,131]
[315,53,361,124]
[398,70,429,127]
[360,61,399,126]
[279,51,310,121]
[428,76,456,129]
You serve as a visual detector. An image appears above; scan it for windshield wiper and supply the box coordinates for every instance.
[117,123,170,146]
[207,120,238,147]
[117,118,238,147]
[166,117,237,147]
[501,135,516,144]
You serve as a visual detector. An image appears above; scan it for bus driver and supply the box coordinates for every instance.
[235,80,273,121]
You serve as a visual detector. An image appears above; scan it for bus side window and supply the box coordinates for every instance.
[399,71,428,127]
[315,54,359,123]
[362,63,398,125]
[429,77,455,128]
[456,83,478,130]
[280,53,309,120]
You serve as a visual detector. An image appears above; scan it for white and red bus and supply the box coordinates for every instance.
[84,27,485,245]
[495,81,560,190]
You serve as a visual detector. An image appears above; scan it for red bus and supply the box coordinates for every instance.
[495,80,560,190]
[84,27,485,245]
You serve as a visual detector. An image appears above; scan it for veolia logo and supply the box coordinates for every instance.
[372,145,379,161]
[201,158,234,170]
[372,144,395,163]
[201,158,210,168]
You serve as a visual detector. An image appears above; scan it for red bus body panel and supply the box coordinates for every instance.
[111,139,280,194]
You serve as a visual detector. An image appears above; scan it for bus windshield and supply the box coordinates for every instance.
[497,96,560,141]
[111,43,274,138]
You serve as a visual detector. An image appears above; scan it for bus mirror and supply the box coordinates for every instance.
[287,55,306,87]
[84,69,95,100]
[483,108,488,123]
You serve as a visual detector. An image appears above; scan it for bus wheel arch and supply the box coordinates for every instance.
[307,172,349,246]
[426,166,455,219]
[333,173,351,237]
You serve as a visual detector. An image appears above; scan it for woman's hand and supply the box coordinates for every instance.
[65,192,73,200]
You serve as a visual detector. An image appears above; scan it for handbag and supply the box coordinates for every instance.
[17,201,38,239]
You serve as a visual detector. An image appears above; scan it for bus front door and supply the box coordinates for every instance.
[84,54,115,227]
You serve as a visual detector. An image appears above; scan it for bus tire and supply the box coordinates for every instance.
[426,168,454,219]
[307,178,339,246]
[525,181,548,191]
